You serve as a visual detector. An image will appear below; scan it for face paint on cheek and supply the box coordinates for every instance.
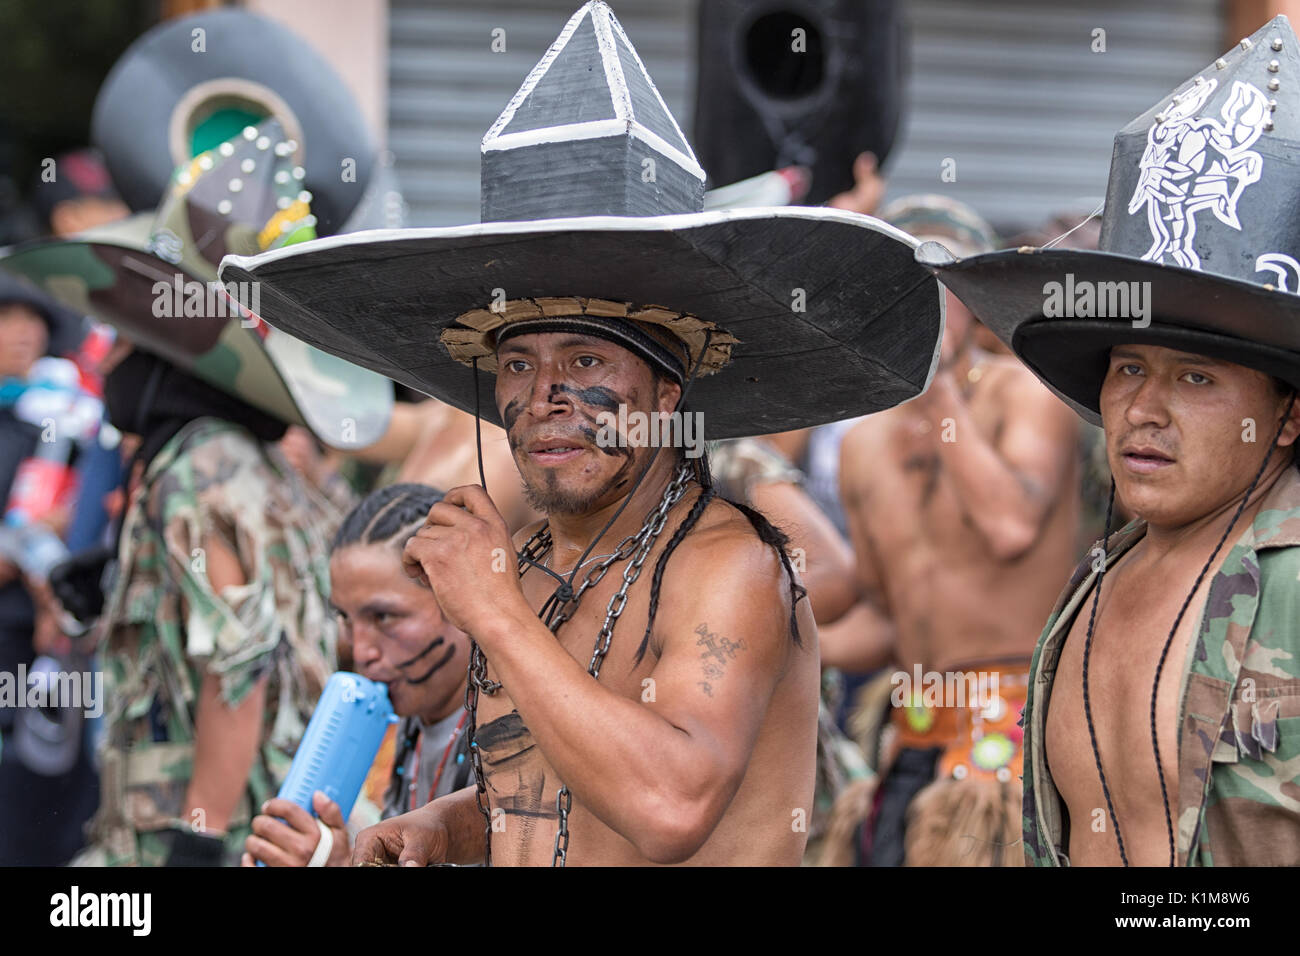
[607,451,637,490]
[502,397,526,435]
[574,420,628,458]
[396,636,444,669]
[404,643,458,684]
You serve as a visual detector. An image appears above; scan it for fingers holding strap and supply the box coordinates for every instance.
[307,817,334,868]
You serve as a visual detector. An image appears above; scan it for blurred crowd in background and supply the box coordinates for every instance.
[0,0,1263,867]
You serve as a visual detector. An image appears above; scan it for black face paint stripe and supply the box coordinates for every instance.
[502,397,526,433]
[404,643,457,685]
[553,383,621,412]
[396,636,444,669]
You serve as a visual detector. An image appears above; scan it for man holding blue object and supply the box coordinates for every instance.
[243,484,475,867]
[220,3,944,866]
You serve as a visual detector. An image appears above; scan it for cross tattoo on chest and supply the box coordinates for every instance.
[695,622,747,697]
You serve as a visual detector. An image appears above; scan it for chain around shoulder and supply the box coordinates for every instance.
[464,462,698,867]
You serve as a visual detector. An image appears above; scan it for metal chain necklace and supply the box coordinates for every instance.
[541,548,620,573]
[462,462,694,867]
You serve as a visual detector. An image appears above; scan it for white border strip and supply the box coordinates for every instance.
[220,205,924,277]
[592,5,631,121]
[482,2,594,145]
[483,118,706,182]
[606,9,700,168]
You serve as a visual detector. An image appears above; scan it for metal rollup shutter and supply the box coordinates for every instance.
[389,0,1224,233]
[388,0,696,227]
[883,0,1225,232]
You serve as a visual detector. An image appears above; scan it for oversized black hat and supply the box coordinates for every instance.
[3,121,393,448]
[917,15,1300,425]
[91,8,376,237]
[219,1,942,440]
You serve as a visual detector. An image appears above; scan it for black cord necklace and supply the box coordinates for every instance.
[1082,411,1290,866]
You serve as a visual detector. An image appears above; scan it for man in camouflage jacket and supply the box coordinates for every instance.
[1022,459,1300,866]
[80,410,340,867]
[916,19,1300,866]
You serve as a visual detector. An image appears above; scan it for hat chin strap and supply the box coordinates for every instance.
[470,330,714,609]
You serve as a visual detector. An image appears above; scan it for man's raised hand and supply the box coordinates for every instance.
[401,484,529,635]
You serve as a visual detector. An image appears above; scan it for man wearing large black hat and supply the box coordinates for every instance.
[222,2,944,866]
[918,16,1300,866]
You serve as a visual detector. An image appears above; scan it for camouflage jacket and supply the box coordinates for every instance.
[86,418,338,866]
[1022,465,1300,866]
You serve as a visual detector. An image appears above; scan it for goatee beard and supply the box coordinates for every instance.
[521,471,619,516]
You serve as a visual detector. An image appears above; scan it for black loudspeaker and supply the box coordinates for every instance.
[694,0,905,204]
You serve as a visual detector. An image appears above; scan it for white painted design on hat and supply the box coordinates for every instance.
[1256,252,1300,291]
[1128,78,1271,270]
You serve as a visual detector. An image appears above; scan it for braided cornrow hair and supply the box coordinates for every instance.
[634,446,809,666]
[332,482,445,553]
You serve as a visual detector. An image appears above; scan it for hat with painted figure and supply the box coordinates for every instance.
[1,120,392,448]
[916,15,1300,425]
[219,1,944,441]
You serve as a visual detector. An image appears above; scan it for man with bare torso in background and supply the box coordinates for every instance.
[830,196,1081,866]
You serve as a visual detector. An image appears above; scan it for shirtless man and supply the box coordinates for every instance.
[1037,348,1300,866]
[224,0,941,868]
[353,330,820,866]
[917,17,1300,866]
[834,281,1080,865]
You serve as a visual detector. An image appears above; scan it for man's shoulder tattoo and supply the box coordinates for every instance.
[694,622,747,698]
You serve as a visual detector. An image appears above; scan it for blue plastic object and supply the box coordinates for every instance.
[276,672,398,820]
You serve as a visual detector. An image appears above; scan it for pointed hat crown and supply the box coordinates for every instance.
[1101,15,1300,292]
[480,1,706,222]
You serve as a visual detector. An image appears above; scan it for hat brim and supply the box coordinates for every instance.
[219,206,944,439]
[92,8,374,235]
[916,243,1300,425]
[1,217,392,448]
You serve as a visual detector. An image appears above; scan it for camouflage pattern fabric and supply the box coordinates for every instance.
[0,121,393,449]
[1022,464,1300,866]
[81,417,338,866]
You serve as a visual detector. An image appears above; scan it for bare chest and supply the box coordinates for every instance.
[1044,559,1209,864]
[469,560,662,864]
[865,391,1006,552]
